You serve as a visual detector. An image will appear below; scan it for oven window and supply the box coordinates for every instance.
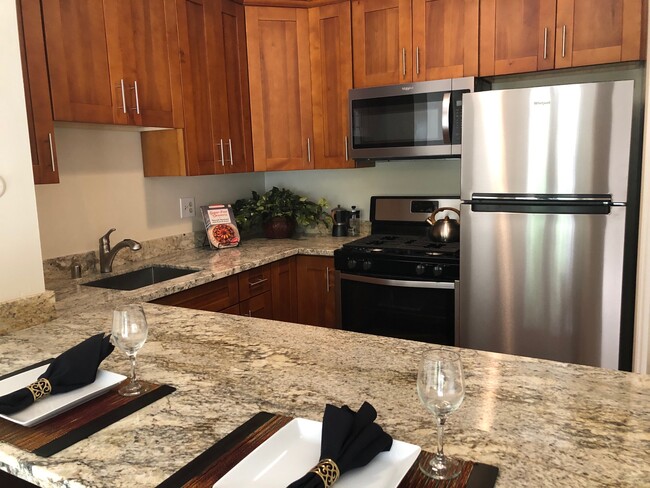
[340,278,455,345]
[351,92,445,148]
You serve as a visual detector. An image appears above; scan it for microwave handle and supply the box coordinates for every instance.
[442,92,451,144]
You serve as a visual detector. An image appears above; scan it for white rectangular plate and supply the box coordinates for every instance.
[0,364,126,427]
[214,418,421,488]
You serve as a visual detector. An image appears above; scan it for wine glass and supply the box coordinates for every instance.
[417,348,466,479]
[111,304,149,397]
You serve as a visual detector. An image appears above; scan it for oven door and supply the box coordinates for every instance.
[337,273,457,346]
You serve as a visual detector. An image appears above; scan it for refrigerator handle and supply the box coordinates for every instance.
[442,92,451,144]
[454,280,460,347]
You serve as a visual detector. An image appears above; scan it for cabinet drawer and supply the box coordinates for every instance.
[240,291,273,319]
[221,304,241,315]
[238,264,272,301]
[151,275,238,311]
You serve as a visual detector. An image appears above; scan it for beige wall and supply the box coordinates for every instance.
[35,126,264,259]
[0,3,45,302]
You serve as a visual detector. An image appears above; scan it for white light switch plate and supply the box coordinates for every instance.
[180,197,195,218]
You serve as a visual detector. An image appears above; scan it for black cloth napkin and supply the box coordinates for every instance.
[0,333,114,415]
[287,402,393,488]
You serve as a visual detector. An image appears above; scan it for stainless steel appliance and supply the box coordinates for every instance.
[335,196,461,344]
[460,80,634,370]
[349,78,488,161]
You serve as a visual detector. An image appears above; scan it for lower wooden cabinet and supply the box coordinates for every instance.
[271,257,298,323]
[296,255,337,328]
[240,291,274,319]
[150,275,239,311]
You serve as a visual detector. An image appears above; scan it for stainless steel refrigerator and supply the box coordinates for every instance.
[459,80,634,370]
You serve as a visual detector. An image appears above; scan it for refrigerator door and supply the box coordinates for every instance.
[461,81,634,202]
[459,203,626,369]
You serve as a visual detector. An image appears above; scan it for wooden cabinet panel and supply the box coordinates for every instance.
[17,0,59,184]
[240,291,274,319]
[309,2,354,169]
[246,6,314,171]
[555,0,645,68]
[480,0,557,76]
[351,0,412,87]
[271,257,298,323]
[150,275,239,311]
[41,0,115,123]
[238,264,272,301]
[219,0,254,174]
[221,303,241,315]
[296,255,336,328]
[412,0,479,80]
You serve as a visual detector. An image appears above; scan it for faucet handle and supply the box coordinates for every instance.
[100,228,117,248]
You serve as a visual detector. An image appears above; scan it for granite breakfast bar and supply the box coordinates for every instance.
[1,237,649,487]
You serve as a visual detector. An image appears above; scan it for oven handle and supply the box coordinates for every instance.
[339,273,455,289]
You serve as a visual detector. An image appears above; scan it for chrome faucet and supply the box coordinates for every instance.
[99,228,142,273]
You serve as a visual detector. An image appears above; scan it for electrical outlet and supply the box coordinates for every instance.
[180,197,195,219]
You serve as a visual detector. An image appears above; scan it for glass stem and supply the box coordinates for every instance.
[129,354,137,384]
[436,416,446,459]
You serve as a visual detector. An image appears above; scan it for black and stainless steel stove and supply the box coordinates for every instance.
[334,196,461,345]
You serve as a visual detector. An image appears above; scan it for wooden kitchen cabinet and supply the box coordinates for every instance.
[17,0,59,184]
[271,257,298,323]
[480,0,646,76]
[238,264,272,301]
[246,6,314,171]
[150,275,239,311]
[296,256,337,328]
[309,2,354,169]
[240,291,274,319]
[352,0,478,86]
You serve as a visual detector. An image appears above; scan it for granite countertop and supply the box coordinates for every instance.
[1,237,649,487]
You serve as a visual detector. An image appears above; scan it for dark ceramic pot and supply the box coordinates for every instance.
[262,216,296,239]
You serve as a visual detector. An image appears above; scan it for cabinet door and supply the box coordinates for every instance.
[240,291,274,319]
[150,275,239,311]
[17,0,59,184]
[480,0,557,75]
[271,257,298,323]
[218,0,254,174]
[41,0,115,123]
[351,0,412,87]
[413,0,479,80]
[296,256,336,328]
[246,7,314,171]
[555,0,645,68]
[309,2,354,169]
[105,0,184,128]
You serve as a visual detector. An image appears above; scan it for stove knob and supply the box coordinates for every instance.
[347,258,357,270]
[362,260,372,271]
[432,265,444,277]
[415,264,426,276]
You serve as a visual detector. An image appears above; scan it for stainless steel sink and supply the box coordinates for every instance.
[83,266,200,291]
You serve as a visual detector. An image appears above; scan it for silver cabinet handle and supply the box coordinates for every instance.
[119,79,127,114]
[307,138,311,163]
[131,80,140,115]
[344,136,349,161]
[543,27,548,59]
[441,92,451,144]
[47,132,56,172]
[228,138,233,166]
[416,46,420,75]
[562,25,566,58]
[326,267,330,292]
[217,139,225,167]
[248,277,268,287]
[402,47,406,77]
[247,310,252,317]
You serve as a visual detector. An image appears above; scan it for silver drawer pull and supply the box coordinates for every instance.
[249,278,268,287]
[326,267,330,292]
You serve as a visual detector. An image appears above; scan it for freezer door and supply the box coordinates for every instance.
[461,81,634,202]
[459,204,626,369]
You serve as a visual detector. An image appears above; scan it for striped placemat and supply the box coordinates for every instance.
[158,412,499,488]
[0,360,175,457]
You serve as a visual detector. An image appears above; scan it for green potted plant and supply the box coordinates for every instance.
[233,187,332,239]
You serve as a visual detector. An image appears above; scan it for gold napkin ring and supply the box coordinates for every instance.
[310,458,340,488]
[27,378,52,401]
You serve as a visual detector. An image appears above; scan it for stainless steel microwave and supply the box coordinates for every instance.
[349,77,487,161]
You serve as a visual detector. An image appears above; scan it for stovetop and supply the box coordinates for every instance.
[342,234,460,258]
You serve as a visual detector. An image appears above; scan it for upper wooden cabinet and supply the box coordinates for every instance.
[142,0,252,177]
[309,2,354,169]
[246,6,314,171]
[352,0,479,86]
[40,0,183,127]
[480,0,646,76]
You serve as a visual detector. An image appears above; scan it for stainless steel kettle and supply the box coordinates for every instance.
[426,207,460,242]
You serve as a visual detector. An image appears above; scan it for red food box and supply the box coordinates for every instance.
[201,204,241,249]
